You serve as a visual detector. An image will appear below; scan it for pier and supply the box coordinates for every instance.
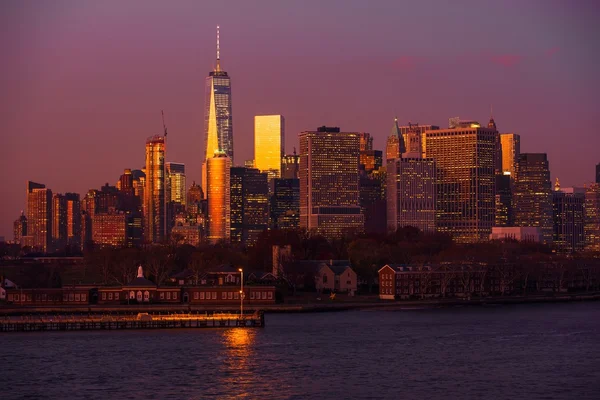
[0,311,265,332]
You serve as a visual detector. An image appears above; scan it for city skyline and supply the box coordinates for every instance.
[2,1,600,238]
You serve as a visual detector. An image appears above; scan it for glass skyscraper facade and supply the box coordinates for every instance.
[203,26,233,191]
[254,115,285,178]
[299,126,364,238]
[207,151,231,243]
[144,135,166,243]
[513,153,553,244]
[500,133,521,178]
[230,167,269,246]
[166,162,186,206]
[423,125,498,243]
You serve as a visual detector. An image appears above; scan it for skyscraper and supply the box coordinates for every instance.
[65,193,81,249]
[230,167,269,246]
[596,163,600,184]
[552,188,586,253]
[26,181,52,252]
[500,133,521,177]
[387,122,436,233]
[144,135,166,243]
[386,118,403,161]
[299,126,364,238]
[13,212,27,245]
[281,151,300,179]
[271,178,300,229]
[207,151,231,243]
[495,173,513,227]
[513,153,553,244]
[166,162,186,206]
[423,122,498,242]
[254,115,285,178]
[202,26,233,191]
[584,183,600,251]
[52,193,67,251]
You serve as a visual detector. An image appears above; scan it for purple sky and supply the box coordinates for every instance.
[1,0,599,238]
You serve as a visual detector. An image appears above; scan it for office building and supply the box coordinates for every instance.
[254,115,285,178]
[495,173,513,226]
[13,212,27,245]
[282,151,300,179]
[92,212,127,247]
[585,183,600,251]
[202,26,233,190]
[500,133,521,177]
[144,135,166,243]
[271,178,300,229]
[513,153,553,244]
[299,126,364,238]
[596,163,600,184]
[360,170,387,234]
[52,193,67,251]
[166,162,186,206]
[386,118,403,161]
[64,193,81,248]
[207,151,231,243]
[553,188,586,253]
[423,122,498,242]
[26,181,52,252]
[386,157,436,234]
[230,167,269,246]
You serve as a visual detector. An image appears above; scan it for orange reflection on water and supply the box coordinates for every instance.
[221,328,256,385]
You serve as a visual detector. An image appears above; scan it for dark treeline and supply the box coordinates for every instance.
[1,227,599,292]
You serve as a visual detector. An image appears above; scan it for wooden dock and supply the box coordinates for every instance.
[0,311,265,332]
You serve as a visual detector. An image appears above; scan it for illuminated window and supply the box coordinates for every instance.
[144,291,150,302]
[194,292,199,300]
[250,292,255,300]
[113,293,117,301]
[268,292,273,300]
[173,292,177,300]
[212,292,217,300]
[166,292,171,300]
[108,293,113,300]
[222,292,226,300]
[160,292,164,300]
[102,292,106,300]
[200,292,205,300]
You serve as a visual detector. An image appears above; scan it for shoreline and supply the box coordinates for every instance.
[1,292,598,316]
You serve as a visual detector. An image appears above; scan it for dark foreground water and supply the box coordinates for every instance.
[2,303,600,400]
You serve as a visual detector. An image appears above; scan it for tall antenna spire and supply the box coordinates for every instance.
[215,25,221,72]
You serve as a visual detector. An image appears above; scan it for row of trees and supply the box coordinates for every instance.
[2,227,599,292]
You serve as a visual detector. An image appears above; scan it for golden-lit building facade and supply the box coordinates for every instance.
[26,181,52,252]
[386,157,436,233]
[423,126,498,243]
[202,26,233,191]
[254,115,285,178]
[299,127,364,238]
[207,151,231,243]
[144,135,166,243]
[166,162,186,206]
[513,153,553,244]
[500,133,520,177]
[52,193,67,250]
[92,212,126,247]
[584,183,600,251]
[386,118,402,161]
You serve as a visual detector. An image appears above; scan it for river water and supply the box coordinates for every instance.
[1,302,599,399]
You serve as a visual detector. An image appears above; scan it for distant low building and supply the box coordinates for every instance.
[489,227,541,242]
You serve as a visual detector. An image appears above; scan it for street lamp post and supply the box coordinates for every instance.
[238,268,244,318]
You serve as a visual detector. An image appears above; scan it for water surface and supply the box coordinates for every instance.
[2,302,600,399]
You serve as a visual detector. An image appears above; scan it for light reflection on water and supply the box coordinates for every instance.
[2,303,600,400]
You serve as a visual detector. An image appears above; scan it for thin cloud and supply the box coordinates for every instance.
[489,54,522,67]
[545,47,560,57]
[392,56,424,71]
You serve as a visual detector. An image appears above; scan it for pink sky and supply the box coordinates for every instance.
[1,0,599,238]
